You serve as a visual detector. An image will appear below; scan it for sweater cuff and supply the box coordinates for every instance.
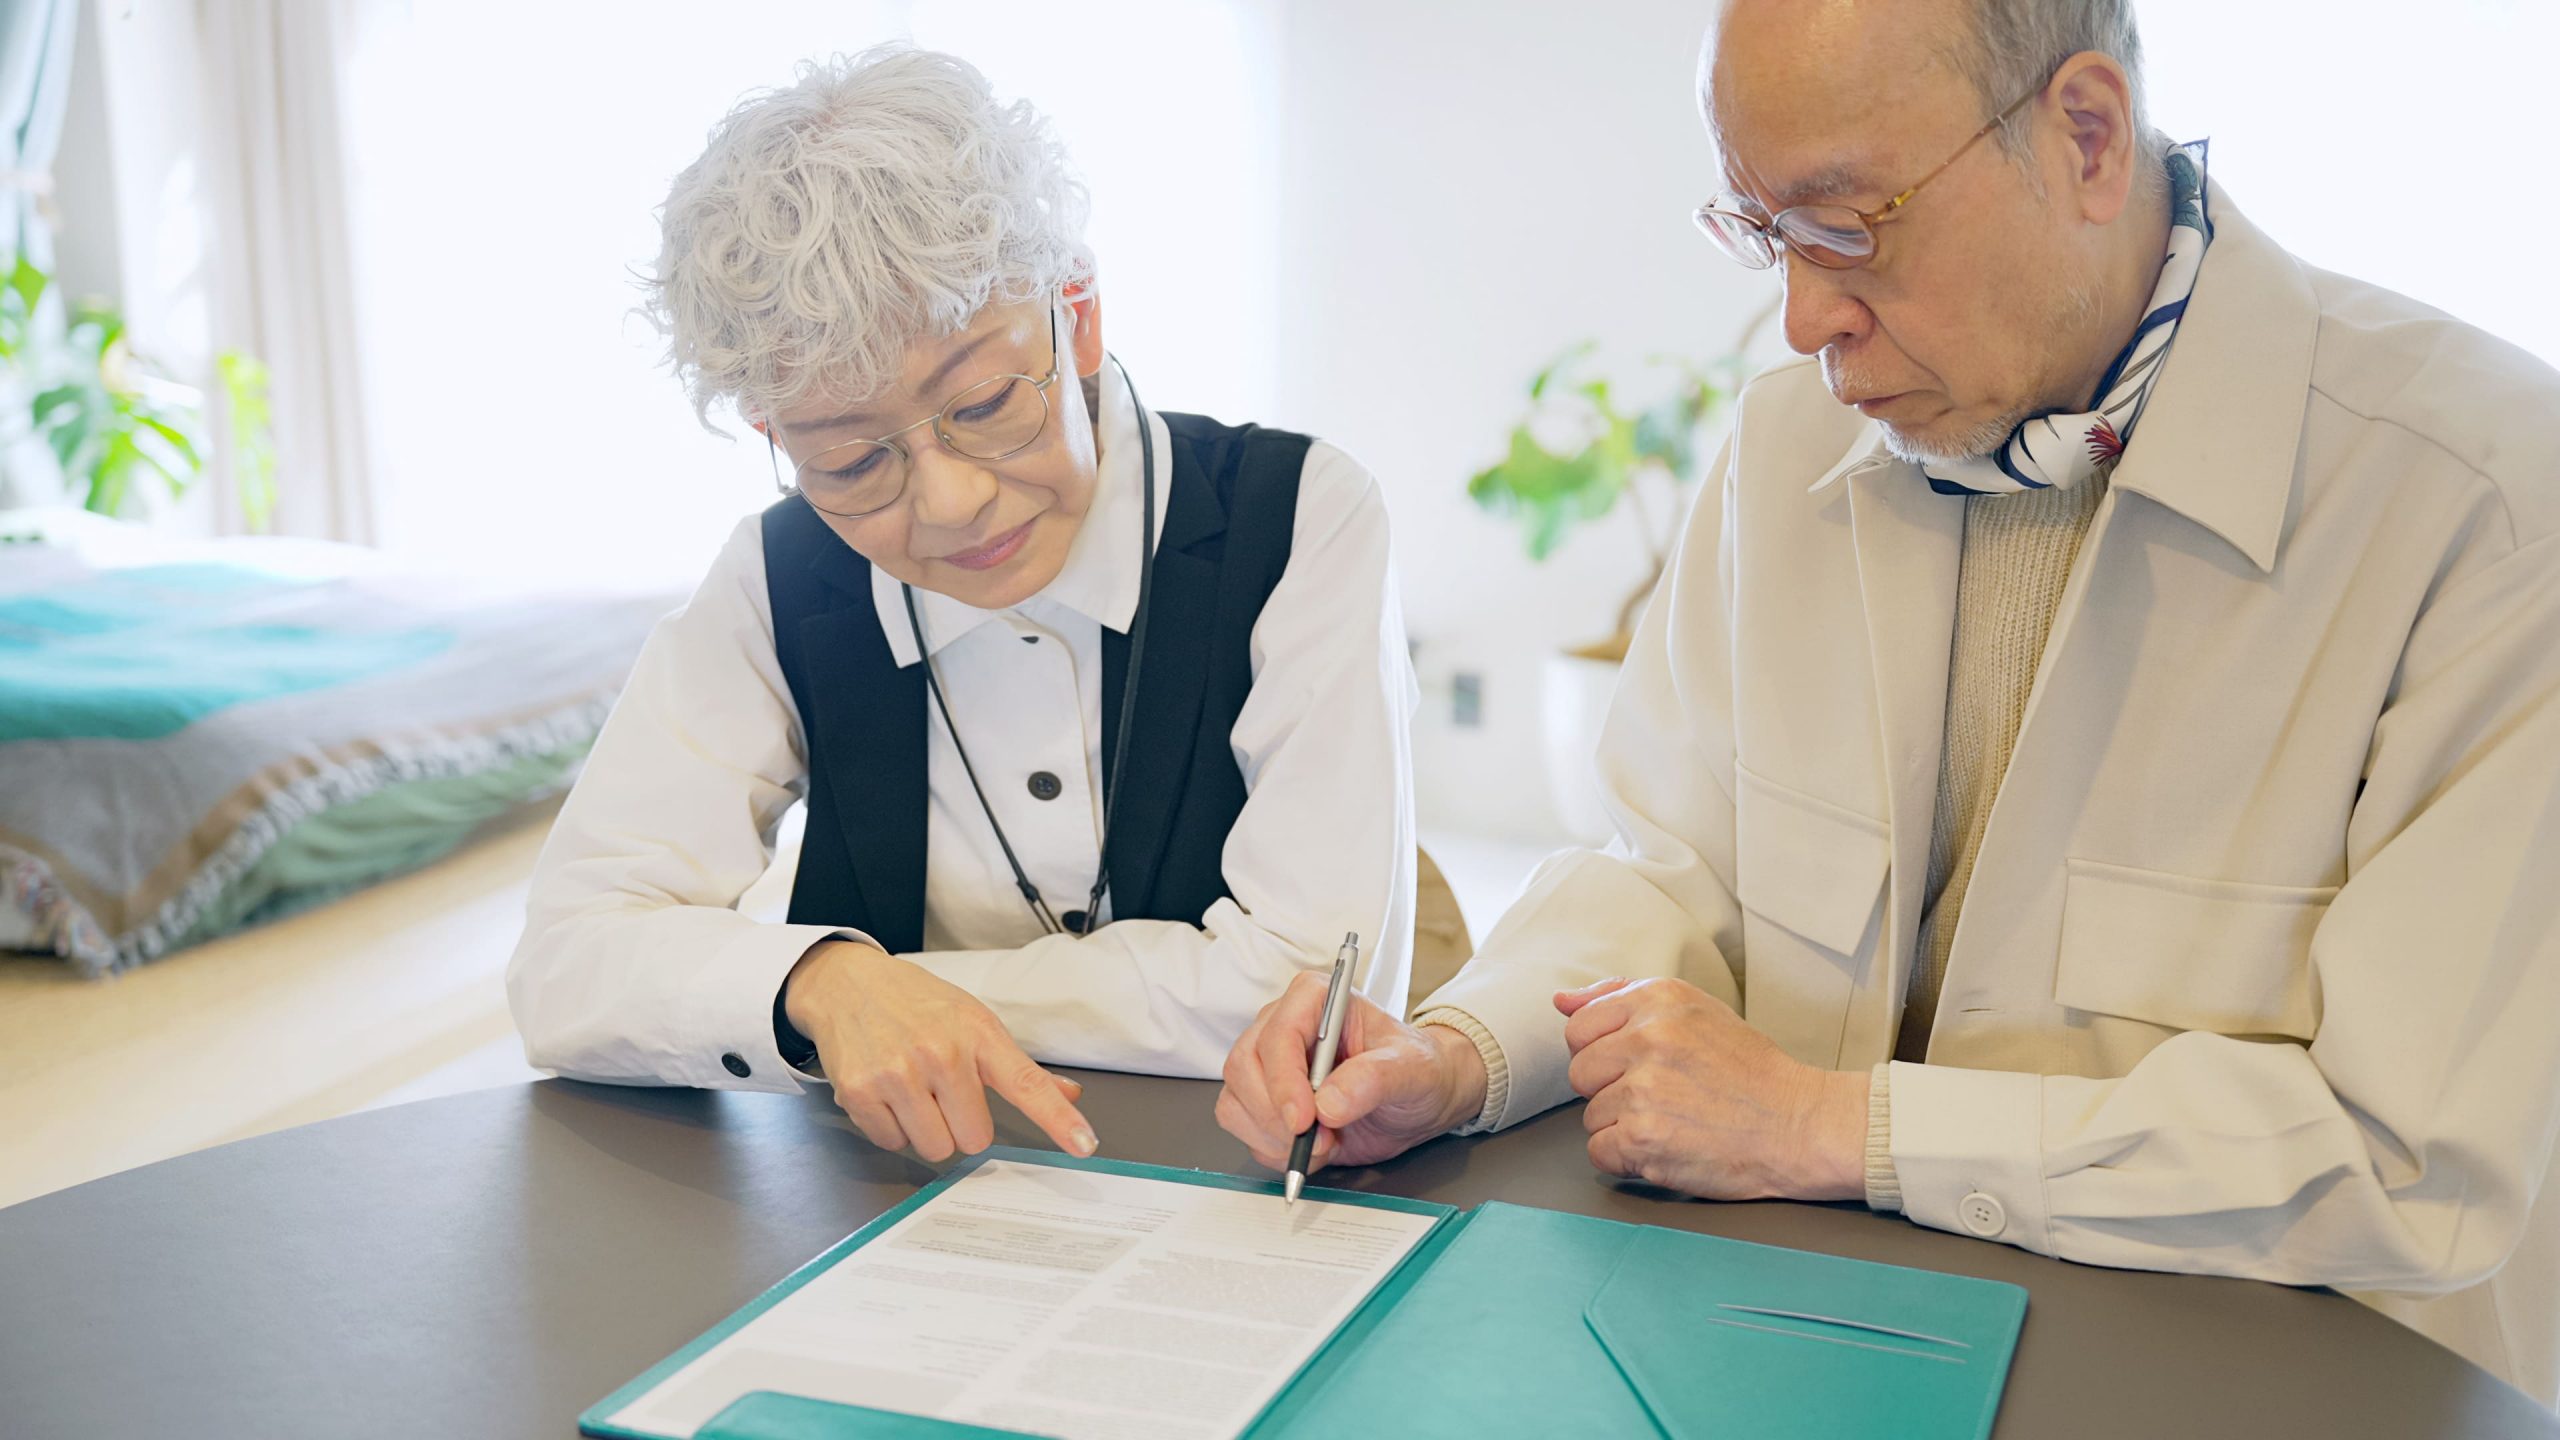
[1414,1006,1510,1135]
[1865,1062,1904,1212]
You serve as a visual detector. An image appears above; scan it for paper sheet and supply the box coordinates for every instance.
[607,1159,1440,1440]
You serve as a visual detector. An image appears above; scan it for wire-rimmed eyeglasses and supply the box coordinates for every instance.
[1692,75,2048,272]
[766,308,1066,519]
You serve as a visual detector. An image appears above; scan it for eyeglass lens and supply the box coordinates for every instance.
[794,369,1050,516]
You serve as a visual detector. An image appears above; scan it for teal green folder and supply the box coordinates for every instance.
[582,1152,2026,1440]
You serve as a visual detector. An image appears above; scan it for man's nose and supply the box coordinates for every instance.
[1779,250,1872,358]
[905,437,1000,532]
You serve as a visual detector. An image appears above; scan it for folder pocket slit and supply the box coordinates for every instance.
[1714,1302,1973,1348]
[1702,1313,1970,1364]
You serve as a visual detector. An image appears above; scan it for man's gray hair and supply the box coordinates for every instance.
[1946,0,2159,163]
[645,45,1094,428]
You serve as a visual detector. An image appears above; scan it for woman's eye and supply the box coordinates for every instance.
[824,448,889,480]
[953,380,1018,425]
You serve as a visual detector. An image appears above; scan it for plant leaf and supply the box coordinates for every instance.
[134,413,204,470]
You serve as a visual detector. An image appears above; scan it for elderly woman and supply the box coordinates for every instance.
[507,46,1415,1164]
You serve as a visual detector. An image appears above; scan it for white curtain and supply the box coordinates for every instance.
[196,0,375,542]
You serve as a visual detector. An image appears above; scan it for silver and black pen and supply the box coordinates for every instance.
[1284,932,1360,1205]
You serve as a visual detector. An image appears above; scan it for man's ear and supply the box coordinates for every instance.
[1064,276,1106,378]
[2050,51,2140,227]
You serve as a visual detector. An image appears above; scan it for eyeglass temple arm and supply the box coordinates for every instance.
[1873,82,2046,220]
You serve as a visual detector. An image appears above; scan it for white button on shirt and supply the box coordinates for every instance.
[507,359,1418,1090]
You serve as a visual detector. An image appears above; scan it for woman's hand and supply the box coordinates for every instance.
[783,939,1098,1162]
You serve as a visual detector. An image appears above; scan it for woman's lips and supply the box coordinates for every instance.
[938,521,1035,572]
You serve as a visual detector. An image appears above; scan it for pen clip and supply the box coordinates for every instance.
[1315,932,1358,1042]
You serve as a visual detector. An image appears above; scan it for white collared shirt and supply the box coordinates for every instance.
[508,359,1417,1087]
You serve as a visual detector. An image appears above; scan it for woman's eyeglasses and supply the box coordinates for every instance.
[768,309,1066,519]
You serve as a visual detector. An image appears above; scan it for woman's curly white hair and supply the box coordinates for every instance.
[645,45,1094,428]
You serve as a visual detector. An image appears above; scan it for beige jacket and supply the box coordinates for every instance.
[1423,187,2560,1405]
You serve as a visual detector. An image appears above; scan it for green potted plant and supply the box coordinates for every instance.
[1467,331,1758,839]
[0,256,275,529]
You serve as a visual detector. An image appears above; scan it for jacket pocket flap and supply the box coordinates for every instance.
[2057,858,2332,1041]
[1735,764,1891,956]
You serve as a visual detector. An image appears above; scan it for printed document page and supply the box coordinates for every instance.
[607,1159,1440,1440]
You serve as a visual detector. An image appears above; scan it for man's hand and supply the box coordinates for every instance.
[1559,977,1867,1201]
[1215,971,1490,1175]
[783,939,1097,1163]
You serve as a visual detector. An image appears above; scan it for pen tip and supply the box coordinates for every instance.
[1284,1172,1304,1205]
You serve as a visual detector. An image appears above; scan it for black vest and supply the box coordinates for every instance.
[762,413,1309,953]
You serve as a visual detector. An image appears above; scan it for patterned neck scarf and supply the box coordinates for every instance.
[1924,141,2213,497]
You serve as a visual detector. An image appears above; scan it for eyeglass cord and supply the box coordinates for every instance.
[901,354,1156,938]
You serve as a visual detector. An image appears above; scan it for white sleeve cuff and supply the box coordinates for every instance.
[1885,1061,2053,1253]
[685,923,872,1094]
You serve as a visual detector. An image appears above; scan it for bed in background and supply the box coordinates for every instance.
[0,509,677,976]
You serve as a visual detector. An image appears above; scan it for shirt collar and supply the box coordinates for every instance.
[876,355,1173,666]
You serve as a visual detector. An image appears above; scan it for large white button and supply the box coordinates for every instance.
[1959,1191,2008,1237]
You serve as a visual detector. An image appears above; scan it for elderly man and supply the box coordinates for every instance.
[1215,0,2560,1405]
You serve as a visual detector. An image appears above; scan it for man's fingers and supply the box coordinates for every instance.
[1254,987,1324,1134]
[1553,976,1637,1018]
[1241,1127,1339,1177]
[1587,1122,1636,1179]
[1218,1088,1287,1162]
[983,1040,1099,1157]
[1560,981,1645,1053]
[1309,1048,1407,1131]
[1566,1033,1635,1100]
[1579,1077,1630,1133]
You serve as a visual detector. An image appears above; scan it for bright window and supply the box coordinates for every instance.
[2142,0,2560,367]
[340,1,1269,588]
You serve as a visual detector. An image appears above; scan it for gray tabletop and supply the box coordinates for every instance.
[1,1072,2548,1439]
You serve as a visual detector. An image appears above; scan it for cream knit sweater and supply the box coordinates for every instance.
[1868,477,2108,1209]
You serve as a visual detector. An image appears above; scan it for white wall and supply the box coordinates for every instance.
[1260,1,1776,844]
[2141,0,2560,370]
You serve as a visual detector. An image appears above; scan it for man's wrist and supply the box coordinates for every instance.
[1787,1067,1874,1202]
[1419,1021,1492,1135]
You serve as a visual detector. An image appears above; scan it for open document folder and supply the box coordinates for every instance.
[583,1148,2027,1440]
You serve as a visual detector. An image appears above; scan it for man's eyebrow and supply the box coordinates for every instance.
[1723,161,1876,212]
[786,329,1008,435]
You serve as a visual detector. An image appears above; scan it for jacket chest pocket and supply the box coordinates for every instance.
[1734,763,1891,958]
[2056,858,2332,1041]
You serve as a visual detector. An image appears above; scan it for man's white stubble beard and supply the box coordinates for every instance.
[1857,274,2106,470]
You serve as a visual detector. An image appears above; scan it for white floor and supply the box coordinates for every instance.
[0,816,1560,1208]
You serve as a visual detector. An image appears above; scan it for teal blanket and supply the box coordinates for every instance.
[0,545,674,976]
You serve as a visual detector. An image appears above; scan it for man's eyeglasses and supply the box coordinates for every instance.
[1692,76,2047,272]
[768,308,1065,519]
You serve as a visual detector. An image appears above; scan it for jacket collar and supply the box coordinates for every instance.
[2103,180,2315,574]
